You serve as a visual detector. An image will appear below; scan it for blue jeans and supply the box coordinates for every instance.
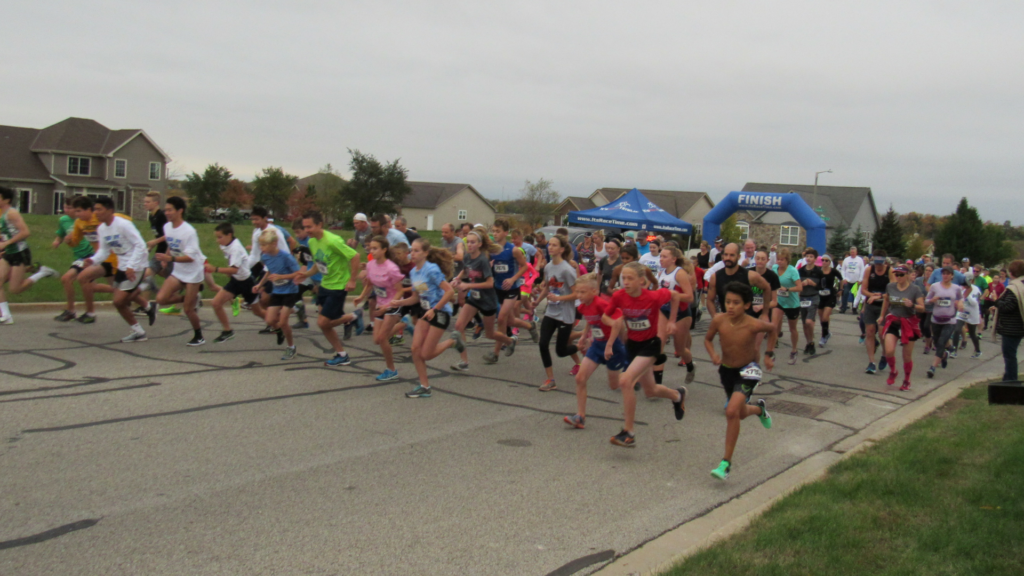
[841,282,854,311]
[1003,335,1023,382]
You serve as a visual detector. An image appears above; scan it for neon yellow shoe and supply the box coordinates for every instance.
[231,296,241,317]
[159,305,181,315]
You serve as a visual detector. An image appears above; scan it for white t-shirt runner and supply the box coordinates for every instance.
[164,221,206,284]
[219,238,252,281]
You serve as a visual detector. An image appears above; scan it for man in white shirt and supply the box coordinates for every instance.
[708,237,723,263]
[840,246,865,313]
[738,239,757,269]
[81,196,153,342]
[156,196,208,346]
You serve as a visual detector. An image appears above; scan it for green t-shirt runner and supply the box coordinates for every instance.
[56,214,95,259]
[308,230,358,290]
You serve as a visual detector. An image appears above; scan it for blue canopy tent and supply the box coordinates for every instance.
[567,188,693,235]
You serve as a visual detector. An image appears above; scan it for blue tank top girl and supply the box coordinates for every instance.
[491,242,518,288]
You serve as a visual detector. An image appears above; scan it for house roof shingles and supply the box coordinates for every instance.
[741,182,877,230]
[565,196,596,211]
[403,181,494,211]
[0,125,50,182]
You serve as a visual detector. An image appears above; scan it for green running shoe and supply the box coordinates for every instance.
[159,305,181,315]
[757,399,772,429]
[711,460,731,480]
[231,296,241,317]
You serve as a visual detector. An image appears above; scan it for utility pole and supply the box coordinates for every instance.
[813,169,832,220]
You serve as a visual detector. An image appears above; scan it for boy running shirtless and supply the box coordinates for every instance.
[704,281,778,480]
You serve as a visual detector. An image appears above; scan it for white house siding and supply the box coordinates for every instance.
[402,189,496,231]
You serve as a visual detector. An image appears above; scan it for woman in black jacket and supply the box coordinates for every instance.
[995,260,1024,382]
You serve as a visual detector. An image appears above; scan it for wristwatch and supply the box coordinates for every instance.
[764,351,775,359]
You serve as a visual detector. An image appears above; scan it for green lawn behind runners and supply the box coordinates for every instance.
[7,214,440,304]
[662,383,1024,576]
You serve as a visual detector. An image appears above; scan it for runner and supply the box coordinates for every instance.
[752,249,780,359]
[772,249,802,364]
[246,207,298,332]
[139,191,173,310]
[816,254,842,347]
[52,195,103,322]
[155,196,208,346]
[563,272,626,429]
[602,262,687,448]
[597,239,623,296]
[860,249,892,374]
[205,223,262,343]
[878,265,924,390]
[250,229,302,360]
[915,264,935,354]
[657,246,696,383]
[290,218,320,329]
[704,281,777,480]
[0,186,57,324]
[449,229,513,372]
[638,238,662,275]
[797,248,824,355]
[486,218,537,364]
[706,243,772,323]
[840,246,864,313]
[300,211,362,367]
[925,266,964,379]
[737,239,757,269]
[352,235,407,381]
[77,197,151,342]
[951,280,983,359]
[534,235,580,391]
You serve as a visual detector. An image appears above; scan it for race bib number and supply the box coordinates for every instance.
[937,298,952,307]
[819,289,831,296]
[373,286,388,299]
[591,327,606,340]
[800,298,813,308]
[627,318,651,331]
[494,263,509,274]
[469,289,481,300]
[752,295,764,307]
[956,311,970,321]
[740,362,762,381]
[315,262,328,274]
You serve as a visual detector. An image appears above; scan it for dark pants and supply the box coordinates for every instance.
[1002,335,1022,382]
[539,316,578,368]
[952,320,980,354]
[841,283,854,311]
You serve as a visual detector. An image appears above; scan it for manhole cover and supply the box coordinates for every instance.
[768,400,827,419]
[787,385,857,403]
[497,439,532,447]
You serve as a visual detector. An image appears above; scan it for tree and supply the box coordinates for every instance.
[517,178,561,227]
[981,223,1015,265]
[826,223,851,258]
[905,234,927,261]
[873,205,905,258]
[341,149,410,218]
[309,164,348,224]
[184,200,207,223]
[934,197,989,264]
[183,163,232,209]
[251,167,297,217]
[851,225,870,255]
[220,179,253,209]
[720,214,742,244]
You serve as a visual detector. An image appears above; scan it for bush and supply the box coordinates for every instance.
[225,207,246,225]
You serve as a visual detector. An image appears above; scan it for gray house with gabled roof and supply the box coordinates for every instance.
[399,181,496,231]
[0,117,171,219]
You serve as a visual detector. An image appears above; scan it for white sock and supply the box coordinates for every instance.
[0,302,10,317]
[131,323,145,335]
[29,270,47,283]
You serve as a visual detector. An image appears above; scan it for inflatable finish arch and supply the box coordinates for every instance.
[703,191,826,253]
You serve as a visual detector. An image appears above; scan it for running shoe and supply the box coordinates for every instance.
[610,429,635,447]
[757,399,772,429]
[292,321,309,329]
[389,334,404,346]
[364,324,374,334]
[76,314,96,324]
[803,343,813,355]
[133,305,148,315]
[788,351,798,365]
[927,367,936,379]
[941,351,949,369]
[949,349,957,360]
[147,302,157,326]
[451,330,466,353]
[886,371,897,386]
[376,369,399,382]
[281,346,297,360]
[970,351,983,359]
[401,315,414,335]
[900,381,911,392]
[923,345,931,355]
[820,333,831,347]
[450,361,470,372]
[879,356,888,371]
[472,325,483,340]
[807,343,816,356]
[961,340,968,350]
[711,460,731,480]
[187,336,206,346]
[258,325,276,334]
[858,336,866,345]
[325,352,351,367]
[866,362,877,374]
[121,331,148,343]
[528,321,540,342]
[685,364,696,384]
[564,414,585,429]
[54,310,76,322]
[277,330,285,345]
[672,386,687,421]
[232,296,241,317]
[36,265,58,280]
[482,352,499,364]
[504,336,518,357]
[539,379,557,391]
[569,364,580,377]
[159,305,181,315]
[353,309,365,336]
[295,301,307,324]
[405,385,432,398]
[214,331,235,343]
[343,320,354,340]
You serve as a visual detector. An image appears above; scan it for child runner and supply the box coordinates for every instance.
[206,223,263,343]
[390,238,461,399]
[0,186,58,324]
[951,280,983,359]
[251,228,302,360]
[155,196,208,346]
[817,254,843,347]
[772,249,802,365]
[138,191,173,309]
[535,234,580,391]
[656,246,696,384]
[450,229,514,372]
[353,235,407,381]
[878,264,925,390]
[704,281,777,480]
[602,262,687,447]
[925,266,964,378]
[564,272,627,429]
[290,218,320,329]
[53,195,106,322]
[487,219,538,364]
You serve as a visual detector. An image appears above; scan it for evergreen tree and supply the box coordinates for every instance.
[341,149,411,217]
[826,223,850,258]
[872,206,905,258]
[934,197,987,263]
[851,225,870,255]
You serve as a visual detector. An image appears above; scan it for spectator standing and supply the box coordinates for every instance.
[995,260,1024,382]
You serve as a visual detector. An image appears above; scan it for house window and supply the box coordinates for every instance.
[53,190,66,214]
[114,159,127,178]
[68,156,91,175]
[116,190,127,213]
[737,221,750,241]
[780,225,800,246]
[457,209,467,221]
[149,162,161,180]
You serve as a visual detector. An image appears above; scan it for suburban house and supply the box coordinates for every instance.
[0,117,171,220]
[399,181,496,231]
[735,182,880,252]
[554,187,716,238]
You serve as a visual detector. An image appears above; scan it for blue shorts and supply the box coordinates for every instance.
[585,339,629,372]
[316,287,348,321]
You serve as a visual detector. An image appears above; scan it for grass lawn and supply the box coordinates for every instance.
[7,214,442,304]
[663,383,1024,576]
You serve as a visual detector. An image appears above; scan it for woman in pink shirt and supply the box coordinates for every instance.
[353,235,407,382]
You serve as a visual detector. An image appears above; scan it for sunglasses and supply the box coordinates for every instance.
[894,273,906,277]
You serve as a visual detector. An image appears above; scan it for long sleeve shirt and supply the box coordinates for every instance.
[841,256,865,284]
[91,217,148,273]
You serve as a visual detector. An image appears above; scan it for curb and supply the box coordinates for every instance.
[589,370,993,576]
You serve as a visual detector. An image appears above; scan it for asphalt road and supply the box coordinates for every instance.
[0,307,1007,575]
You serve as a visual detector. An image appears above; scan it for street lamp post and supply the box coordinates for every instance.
[813,169,832,220]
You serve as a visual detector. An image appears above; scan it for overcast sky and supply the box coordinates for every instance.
[4,1,1022,223]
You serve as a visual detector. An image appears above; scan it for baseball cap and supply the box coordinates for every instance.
[625,231,636,239]
[353,213,368,222]
[962,257,970,262]
[714,237,723,244]
[894,265,909,274]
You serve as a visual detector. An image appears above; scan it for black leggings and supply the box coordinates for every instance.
[539,316,578,368]
[952,320,980,353]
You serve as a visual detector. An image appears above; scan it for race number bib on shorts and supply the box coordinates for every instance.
[494,263,509,274]
[956,311,970,321]
[315,262,328,274]
[800,299,813,308]
[591,327,606,340]
[938,298,952,307]
[740,362,762,381]
[819,289,831,296]
[469,289,481,300]
[71,259,85,268]
[373,286,387,299]
[626,318,651,331]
